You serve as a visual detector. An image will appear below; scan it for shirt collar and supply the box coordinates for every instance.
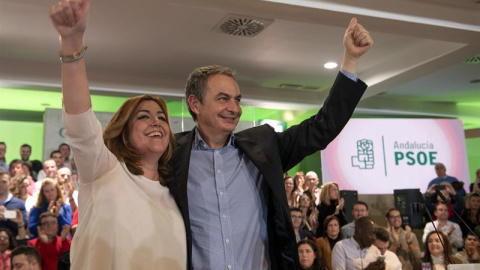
[193,128,236,150]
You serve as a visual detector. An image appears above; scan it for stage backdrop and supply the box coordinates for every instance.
[321,119,470,194]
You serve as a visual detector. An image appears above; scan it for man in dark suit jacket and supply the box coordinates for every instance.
[168,17,373,270]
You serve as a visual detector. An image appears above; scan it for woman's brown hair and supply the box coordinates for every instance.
[102,95,175,185]
[36,178,64,207]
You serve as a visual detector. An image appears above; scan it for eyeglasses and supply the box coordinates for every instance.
[0,236,8,241]
[40,220,58,227]
[285,183,294,186]
[388,215,402,219]
[291,215,303,220]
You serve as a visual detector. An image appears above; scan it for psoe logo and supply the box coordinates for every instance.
[351,139,374,169]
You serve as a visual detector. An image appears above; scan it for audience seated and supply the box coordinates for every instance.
[284,175,297,208]
[10,245,41,270]
[36,159,58,190]
[385,208,421,270]
[471,168,480,193]
[0,172,28,238]
[10,174,37,218]
[304,171,321,206]
[28,179,71,238]
[316,182,346,238]
[341,201,369,239]
[425,181,464,222]
[293,172,306,197]
[422,231,463,268]
[28,212,70,270]
[460,192,480,237]
[55,168,77,214]
[0,228,16,270]
[422,202,463,252]
[19,144,42,181]
[373,227,402,270]
[455,232,480,263]
[299,194,319,234]
[315,215,343,270]
[0,143,8,173]
[298,239,322,270]
[58,144,72,171]
[332,216,385,270]
[291,207,314,242]
[8,160,24,178]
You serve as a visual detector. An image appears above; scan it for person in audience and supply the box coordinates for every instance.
[70,209,78,238]
[11,245,42,270]
[304,171,321,206]
[422,202,463,252]
[455,232,480,263]
[341,201,369,239]
[285,175,298,207]
[385,208,421,270]
[299,194,319,233]
[50,1,187,268]
[316,215,343,270]
[427,163,465,197]
[0,228,16,270]
[316,182,346,237]
[422,231,463,268]
[28,179,71,238]
[10,174,37,218]
[8,160,25,178]
[298,239,322,270]
[55,168,77,214]
[332,216,385,270]
[19,144,42,180]
[373,227,402,270]
[294,172,306,197]
[425,181,464,222]
[35,159,58,189]
[0,143,8,173]
[28,212,70,270]
[459,192,480,236]
[0,172,28,238]
[58,144,71,170]
[49,151,64,172]
[291,208,314,242]
[471,168,480,193]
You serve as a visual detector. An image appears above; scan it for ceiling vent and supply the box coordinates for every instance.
[214,15,273,37]
[464,55,480,64]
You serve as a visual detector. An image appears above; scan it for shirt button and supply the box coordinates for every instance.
[222,214,227,219]
[219,192,224,196]
[226,238,230,243]
[217,170,221,174]
[227,265,232,269]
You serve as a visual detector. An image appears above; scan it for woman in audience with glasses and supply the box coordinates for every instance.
[28,179,71,238]
[10,174,37,218]
[422,231,462,269]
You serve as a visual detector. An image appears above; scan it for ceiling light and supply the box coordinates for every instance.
[324,62,338,69]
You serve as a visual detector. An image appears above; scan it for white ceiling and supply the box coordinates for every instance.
[1,0,479,127]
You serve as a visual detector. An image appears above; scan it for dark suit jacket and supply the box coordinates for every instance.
[168,72,367,270]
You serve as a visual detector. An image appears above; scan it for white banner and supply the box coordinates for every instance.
[321,119,470,194]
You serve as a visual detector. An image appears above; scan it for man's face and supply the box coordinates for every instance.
[0,174,10,195]
[52,153,63,168]
[191,74,242,141]
[387,210,402,228]
[59,145,70,159]
[465,235,479,249]
[40,216,59,238]
[470,196,480,211]
[57,167,72,185]
[435,164,446,178]
[12,254,39,270]
[0,144,5,159]
[43,160,58,178]
[305,175,319,190]
[358,221,377,248]
[435,204,449,221]
[20,146,31,161]
[374,239,389,255]
[352,204,368,221]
